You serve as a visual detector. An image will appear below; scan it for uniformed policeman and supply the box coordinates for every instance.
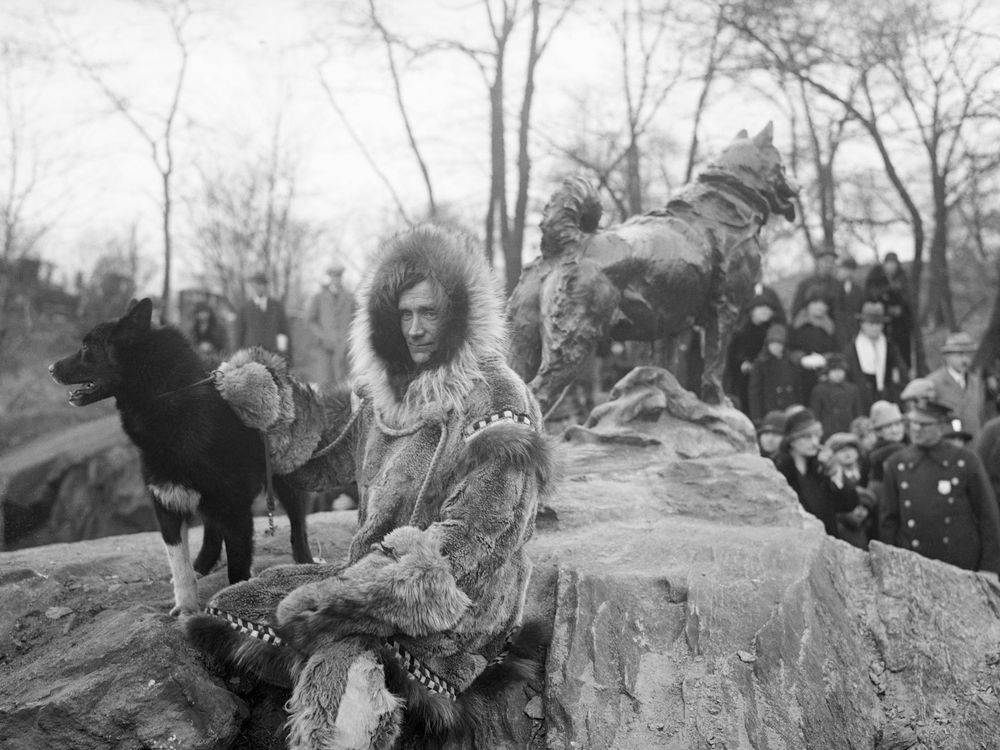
[879,399,1000,575]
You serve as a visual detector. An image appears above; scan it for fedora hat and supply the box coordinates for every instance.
[856,300,890,324]
[249,271,268,284]
[940,331,977,354]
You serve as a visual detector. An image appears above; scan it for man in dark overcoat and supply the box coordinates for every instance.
[235,271,292,364]
[834,255,866,342]
[790,249,841,320]
[879,400,1000,575]
[843,300,906,412]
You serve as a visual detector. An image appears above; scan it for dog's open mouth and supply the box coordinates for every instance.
[67,382,101,406]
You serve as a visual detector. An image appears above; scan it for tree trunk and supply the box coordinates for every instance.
[486,39,507,268]
[924,174,956,330]
[683,7,725,184]
[625,138,642,216]
[161,169,172,324]
[509,0,542,294]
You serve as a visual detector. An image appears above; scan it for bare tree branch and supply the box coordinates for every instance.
[315,49,413,226]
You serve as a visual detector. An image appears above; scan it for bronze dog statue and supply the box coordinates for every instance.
[508,122,797,413]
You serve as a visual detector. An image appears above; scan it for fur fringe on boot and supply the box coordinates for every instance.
[286,637,403,750]
[382,619,551,748]
[185,613,302,689]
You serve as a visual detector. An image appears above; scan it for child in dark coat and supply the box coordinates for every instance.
[809,353,864,438]
[748,323,802,424]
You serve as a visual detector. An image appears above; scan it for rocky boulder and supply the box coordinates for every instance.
[0,415,155,550]
[2,367,1000,749]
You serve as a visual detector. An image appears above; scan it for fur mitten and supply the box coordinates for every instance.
[277,526,471,649]
[214,347,326,473]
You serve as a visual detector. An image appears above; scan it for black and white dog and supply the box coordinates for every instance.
[50,298,314,615]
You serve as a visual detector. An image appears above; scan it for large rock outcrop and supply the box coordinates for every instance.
[2,367,1000,749]
[0,415,155,550]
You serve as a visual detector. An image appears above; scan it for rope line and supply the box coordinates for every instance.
[308,399,366,460]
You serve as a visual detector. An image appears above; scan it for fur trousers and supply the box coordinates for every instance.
[286,636,403,750]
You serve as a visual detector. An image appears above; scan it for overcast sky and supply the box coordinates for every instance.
[4,0,805,301]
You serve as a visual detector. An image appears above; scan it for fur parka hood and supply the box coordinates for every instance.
[350,224,509,428]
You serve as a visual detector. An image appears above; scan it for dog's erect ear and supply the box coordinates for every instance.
[735,129,748,139]
[116,297,153,336]
[123,298,139,314]
[752,122,774,148]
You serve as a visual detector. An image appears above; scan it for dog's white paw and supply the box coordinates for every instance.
[170,600,201,617]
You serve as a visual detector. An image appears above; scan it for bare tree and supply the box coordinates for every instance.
[682,1,737,183]
[50,0,192,322]
[726,0,1000,370]
[366,0,438,219]
[188,128,322,311]
[787,74,856,258]
[546,1,679,216]
[546,1,733,219]
[313,0,575,290]
[0,38,61,314]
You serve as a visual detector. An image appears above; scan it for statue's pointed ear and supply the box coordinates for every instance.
[735,129,749,139]
[752,121,774,147]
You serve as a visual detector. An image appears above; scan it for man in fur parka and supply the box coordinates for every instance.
[187,225,551,749]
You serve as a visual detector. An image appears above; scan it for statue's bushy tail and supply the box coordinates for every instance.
[539,176,602,258]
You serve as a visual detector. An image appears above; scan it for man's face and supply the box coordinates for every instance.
[807,299,828,318]
[817,255,836,276]
[251,280,268,297]
[908,414,944,448]
[767,341,785,358]
[945,351,971,374]
[750,305,774,325]
[836,265,853,282]
[860,320,884,340]
[828,367,846,383]
[398,279,446,365]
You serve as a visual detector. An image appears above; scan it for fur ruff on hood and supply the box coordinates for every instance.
[350,224,509,430]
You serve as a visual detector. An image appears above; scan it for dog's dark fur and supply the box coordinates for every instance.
[49,298,314,615]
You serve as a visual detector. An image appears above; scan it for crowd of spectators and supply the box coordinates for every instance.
[729,252,1000,579]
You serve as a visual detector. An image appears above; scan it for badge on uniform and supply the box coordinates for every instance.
[938,480,952,495]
